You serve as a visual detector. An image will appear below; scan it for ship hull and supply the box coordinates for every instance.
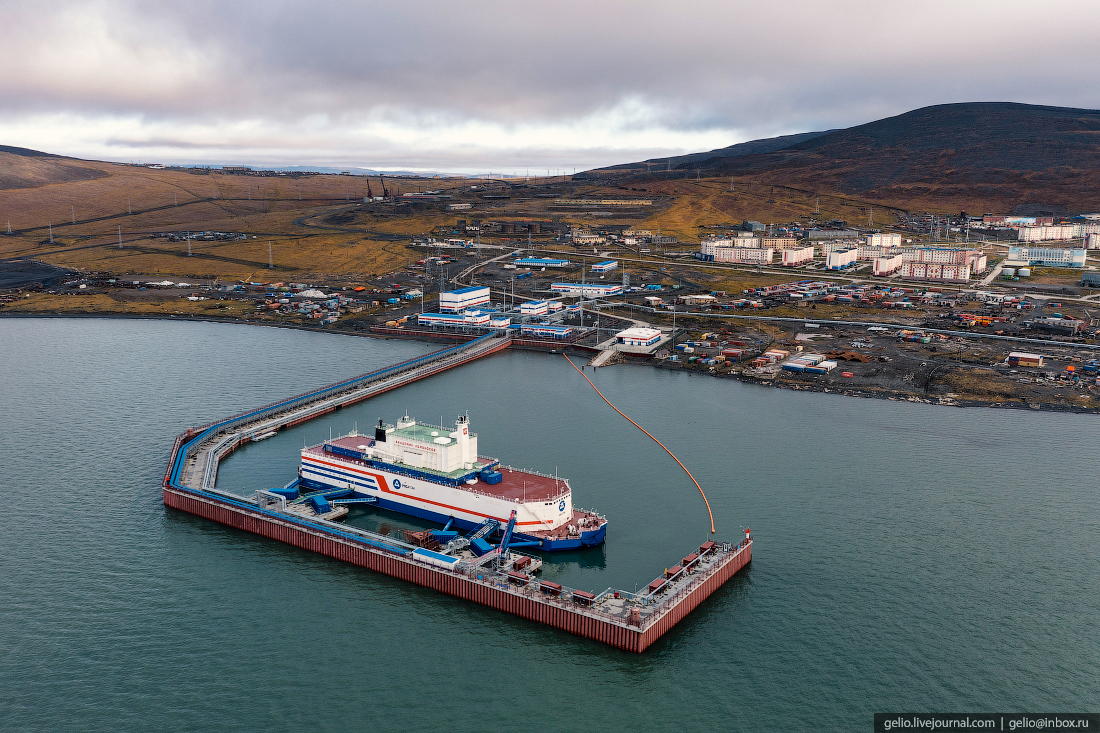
[299,465,606,551]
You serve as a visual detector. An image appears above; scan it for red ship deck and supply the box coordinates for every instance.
[306,439,570,503]
[489,465,569,502]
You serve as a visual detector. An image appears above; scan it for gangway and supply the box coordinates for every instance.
[467,518,500,541]
[498,510,517,557]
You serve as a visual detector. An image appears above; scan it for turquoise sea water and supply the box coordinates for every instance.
[1,318,1097,732]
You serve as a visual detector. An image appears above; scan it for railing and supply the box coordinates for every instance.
[171,332,512,493]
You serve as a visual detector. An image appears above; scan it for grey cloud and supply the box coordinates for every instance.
[2,0,1100,169]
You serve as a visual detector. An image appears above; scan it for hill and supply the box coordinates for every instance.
[599,102,1100,214]
[0,146,109,191]
[597,130,832,172]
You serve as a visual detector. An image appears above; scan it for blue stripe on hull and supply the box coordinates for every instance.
[300,476,606,551]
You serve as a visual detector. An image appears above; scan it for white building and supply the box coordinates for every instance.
[759,237,801,250]
[550,283,623,298]
[519,300,549,316]
[1017,223,1100,242]
[591,260,619,273]
[715,247,773,264]
[899,262,971,282]
[781,246,815,266]
[867,233,903,248]
[1006,247,1087,268]
[873,254,905,276]
[615,327,662,346]
[439,286,490,313]
[826,249,858,270]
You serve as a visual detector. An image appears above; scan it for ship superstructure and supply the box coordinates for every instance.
[299,413,606,550]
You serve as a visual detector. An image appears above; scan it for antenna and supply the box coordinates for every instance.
[71,205,75,224]
[268,240,274,269]
[118,225,122,248]
[48,222,53,243]
[6,222,11,234]
[186,233,192,257]
[127,198,132,214]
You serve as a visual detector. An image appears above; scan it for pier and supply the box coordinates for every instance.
[163,331,751,651]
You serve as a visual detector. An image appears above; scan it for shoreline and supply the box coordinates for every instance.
[3,310,1097,414]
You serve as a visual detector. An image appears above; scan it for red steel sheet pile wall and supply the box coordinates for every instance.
[163,487,749,652]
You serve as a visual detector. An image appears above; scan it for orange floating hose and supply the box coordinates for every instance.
[564,354,715,534]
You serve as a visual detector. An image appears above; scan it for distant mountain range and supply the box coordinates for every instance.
[596,102,1100,213]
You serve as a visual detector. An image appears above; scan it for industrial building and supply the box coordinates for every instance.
[1006,247,1087,268]
[519,324,573,339]
[572,233,605,245]
[591,260,619,273]
[515,258,571,268]
[826,249,858,270]
[439,286,490,313]
[780,246,815,267]
[1030,317,1086,335]
[550,283,623,298]
[807,228,860,240]
[614,327,662,347]
[418,312,474,327]
[1007,352,1044,367]
[519,300,549,316]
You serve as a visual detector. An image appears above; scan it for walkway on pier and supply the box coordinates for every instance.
[174,331,513,496]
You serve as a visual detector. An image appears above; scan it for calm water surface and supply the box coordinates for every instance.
[1,318,1097,732]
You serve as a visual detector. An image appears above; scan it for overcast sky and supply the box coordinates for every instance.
[2,0,1099,174]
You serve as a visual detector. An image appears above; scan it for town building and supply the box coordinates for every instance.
[781,246,815,267]
[714,247,773,265]
[826,249,858,270]
[1006,247,1087,268]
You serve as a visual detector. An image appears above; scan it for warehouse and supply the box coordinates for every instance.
[520,324,574,339]
[1007,352,1044,367]
[550,283,623,298]
[591,260,619,273]
[515,257,570,268]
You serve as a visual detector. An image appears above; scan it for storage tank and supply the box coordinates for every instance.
[500,222,515,234]
[1003,267,1015,278]
[1019,267,1031,277]
[528,222,541,234]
